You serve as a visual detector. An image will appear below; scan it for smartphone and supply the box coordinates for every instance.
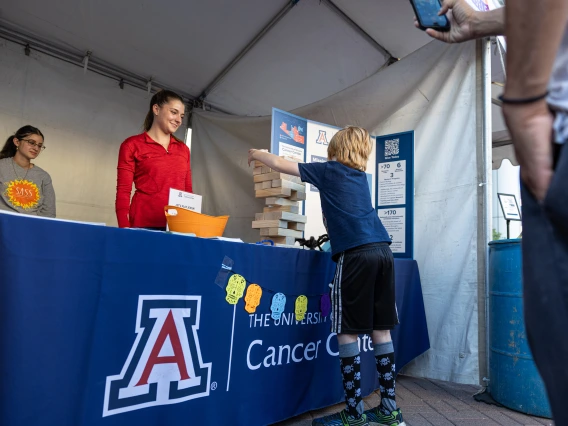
[409,0,450,32]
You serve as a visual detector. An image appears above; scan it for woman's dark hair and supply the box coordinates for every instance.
[0,125,44,159]
[143,90,184,132]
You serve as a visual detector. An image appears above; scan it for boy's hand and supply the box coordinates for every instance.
[248,149,267,167]
[414,0,476,43]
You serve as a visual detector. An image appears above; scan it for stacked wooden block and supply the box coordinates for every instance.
[252,158,307,247]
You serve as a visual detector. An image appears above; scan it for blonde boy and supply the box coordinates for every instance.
[249,126,404,426]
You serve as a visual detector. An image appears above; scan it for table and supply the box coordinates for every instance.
[0,212,429,426]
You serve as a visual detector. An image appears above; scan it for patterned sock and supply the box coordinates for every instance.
[374,341,397,413]
[339,342,364,418]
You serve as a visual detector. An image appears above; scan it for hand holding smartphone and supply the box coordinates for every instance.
[409,0,450,32]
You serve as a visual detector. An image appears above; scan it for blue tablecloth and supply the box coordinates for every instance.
[0,213,429,426]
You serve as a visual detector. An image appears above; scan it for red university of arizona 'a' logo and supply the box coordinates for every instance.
[103,296,212,416]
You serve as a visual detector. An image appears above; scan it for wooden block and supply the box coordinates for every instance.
[255,213,265,221]
[254,172,302,184]
[283,174,303,184]
[265,197,299,207]
[280,212,307,223]
[255,182,264,190]
[253,167,263,175]
[288,222,306,231]
[260,228,303,238]
[272,179,306,192]
[254,172,282,183]
[255,187,292,198]
[262,166,272,174]
[254,160,265,168]
[252,220,287,229]
[263,211,307,223]
[262,181,273,189]
[290,190,306,201]
[283,178,305,186]
[262,212,282,221]
[264,205,300,214]
[269,236,296,245]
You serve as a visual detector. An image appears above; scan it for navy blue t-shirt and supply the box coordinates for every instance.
[298,161,391,260]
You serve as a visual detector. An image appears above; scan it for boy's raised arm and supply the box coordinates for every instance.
[248,149,301,177]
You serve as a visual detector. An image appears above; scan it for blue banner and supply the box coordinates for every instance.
[0,213,428,426]
[271,108,308,159]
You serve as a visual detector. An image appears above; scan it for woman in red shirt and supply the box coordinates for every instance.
[115,90,192,230]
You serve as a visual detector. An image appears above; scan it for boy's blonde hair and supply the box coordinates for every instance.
[327,126,372,171]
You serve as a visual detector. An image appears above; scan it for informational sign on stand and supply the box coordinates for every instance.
[376,132,414,259]
[497,192,521,239]
[271,109,412,257]
[497,193,521,221]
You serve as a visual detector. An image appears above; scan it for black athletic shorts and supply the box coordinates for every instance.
[330,242,399,334]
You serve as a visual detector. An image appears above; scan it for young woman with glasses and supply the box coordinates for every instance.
[0,125,55,217]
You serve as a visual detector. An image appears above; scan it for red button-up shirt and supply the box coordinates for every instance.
[115,132,192,228]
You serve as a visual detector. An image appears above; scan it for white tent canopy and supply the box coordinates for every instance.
[0,0,440,115]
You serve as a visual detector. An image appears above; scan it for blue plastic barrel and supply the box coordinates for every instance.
[488,239,551,418]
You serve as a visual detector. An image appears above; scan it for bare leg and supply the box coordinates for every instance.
[338,333,358,345]
[371,330,391,345]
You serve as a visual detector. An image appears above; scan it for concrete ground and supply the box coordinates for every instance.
[273,375,554,426]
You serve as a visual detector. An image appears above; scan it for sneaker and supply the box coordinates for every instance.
[363,405,405,426]
[312,409,369,426]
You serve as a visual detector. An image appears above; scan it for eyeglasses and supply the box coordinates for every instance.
[20,139,46,151]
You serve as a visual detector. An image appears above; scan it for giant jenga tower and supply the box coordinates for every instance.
[252,157,307,247]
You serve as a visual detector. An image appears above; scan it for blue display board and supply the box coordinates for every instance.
[375,131,415,259]
[271,108,309,160]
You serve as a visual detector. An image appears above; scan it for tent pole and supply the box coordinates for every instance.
[476,37,493,387]
[198,0,301,101]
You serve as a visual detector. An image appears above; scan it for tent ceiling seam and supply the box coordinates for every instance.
[198,0,301,101]
[322,0,394,62]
